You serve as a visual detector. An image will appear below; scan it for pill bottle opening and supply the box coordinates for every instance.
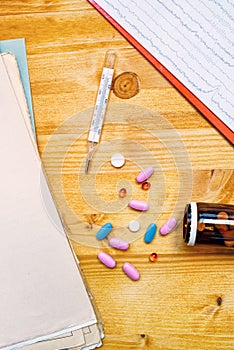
[183,203,190,243]
[183,202,197,246]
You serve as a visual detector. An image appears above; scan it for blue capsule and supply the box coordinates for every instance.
[96,223,113,240]
[144,223,157,243]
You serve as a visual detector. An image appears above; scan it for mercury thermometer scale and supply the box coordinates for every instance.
[85,50,116,173]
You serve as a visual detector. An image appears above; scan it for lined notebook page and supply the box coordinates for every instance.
[90,0,234,136]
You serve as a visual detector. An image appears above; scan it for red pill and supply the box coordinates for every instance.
[149,252,158,262]
[119,188,127,198]
[141,181,151,190]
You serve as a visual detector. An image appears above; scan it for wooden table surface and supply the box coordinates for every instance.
[1,1,234,349]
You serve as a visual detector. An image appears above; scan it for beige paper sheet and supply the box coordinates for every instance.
[0,54,99,349]
[1,52,103,350]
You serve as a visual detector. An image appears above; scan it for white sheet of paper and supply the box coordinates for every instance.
[1,52,103,350]
[0,55,97,350]
[90,0,234,132]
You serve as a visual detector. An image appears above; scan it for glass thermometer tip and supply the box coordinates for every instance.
[104,49,116,69]
[85,50,116,173]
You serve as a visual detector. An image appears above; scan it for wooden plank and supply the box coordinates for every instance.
[0,1,233,349]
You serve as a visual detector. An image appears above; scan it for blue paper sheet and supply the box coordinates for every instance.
[0,38,35,134]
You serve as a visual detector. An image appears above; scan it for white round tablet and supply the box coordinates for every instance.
[128,220,141,232]
[111,153,125,168]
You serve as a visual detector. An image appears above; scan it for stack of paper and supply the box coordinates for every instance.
[0,42,103,350]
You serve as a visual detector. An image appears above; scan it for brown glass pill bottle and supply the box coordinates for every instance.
[183,202,234,247]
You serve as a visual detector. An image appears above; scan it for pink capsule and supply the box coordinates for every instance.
[136,166,154,183]
[128,199,149,211]
[122,262,140,281]
[97,252,116,269]
[108,237,129,250]
[160,217,177,235]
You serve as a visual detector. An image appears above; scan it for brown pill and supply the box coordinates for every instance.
[223,229,234,247]
[113,72,140,99]
[224,240,234,247]
[215,224,228,232]
[217,211,228,220]
[197,222,206,231]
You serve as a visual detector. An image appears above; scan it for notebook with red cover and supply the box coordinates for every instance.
[88,0,234,144]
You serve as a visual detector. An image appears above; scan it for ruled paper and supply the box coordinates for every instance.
[91,0,234,133]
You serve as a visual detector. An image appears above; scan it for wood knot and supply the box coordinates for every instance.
[139,333,149,346]
[113,71,140,99]
[217,296,222,306]
[84,213,104,228]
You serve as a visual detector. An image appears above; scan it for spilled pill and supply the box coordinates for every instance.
[96,223,113,240]
[128,219,141,232]
[129,199,149,211]
[108,237,129,250]
[144,223,157,243]
[136,166,154,183]
[97,251,116,269]
[111,153,125,168]
[141,181,151,190]
[149,252,158,262]
[119,187,127,198]
[123,262,140,281]
[160,217,177,235]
